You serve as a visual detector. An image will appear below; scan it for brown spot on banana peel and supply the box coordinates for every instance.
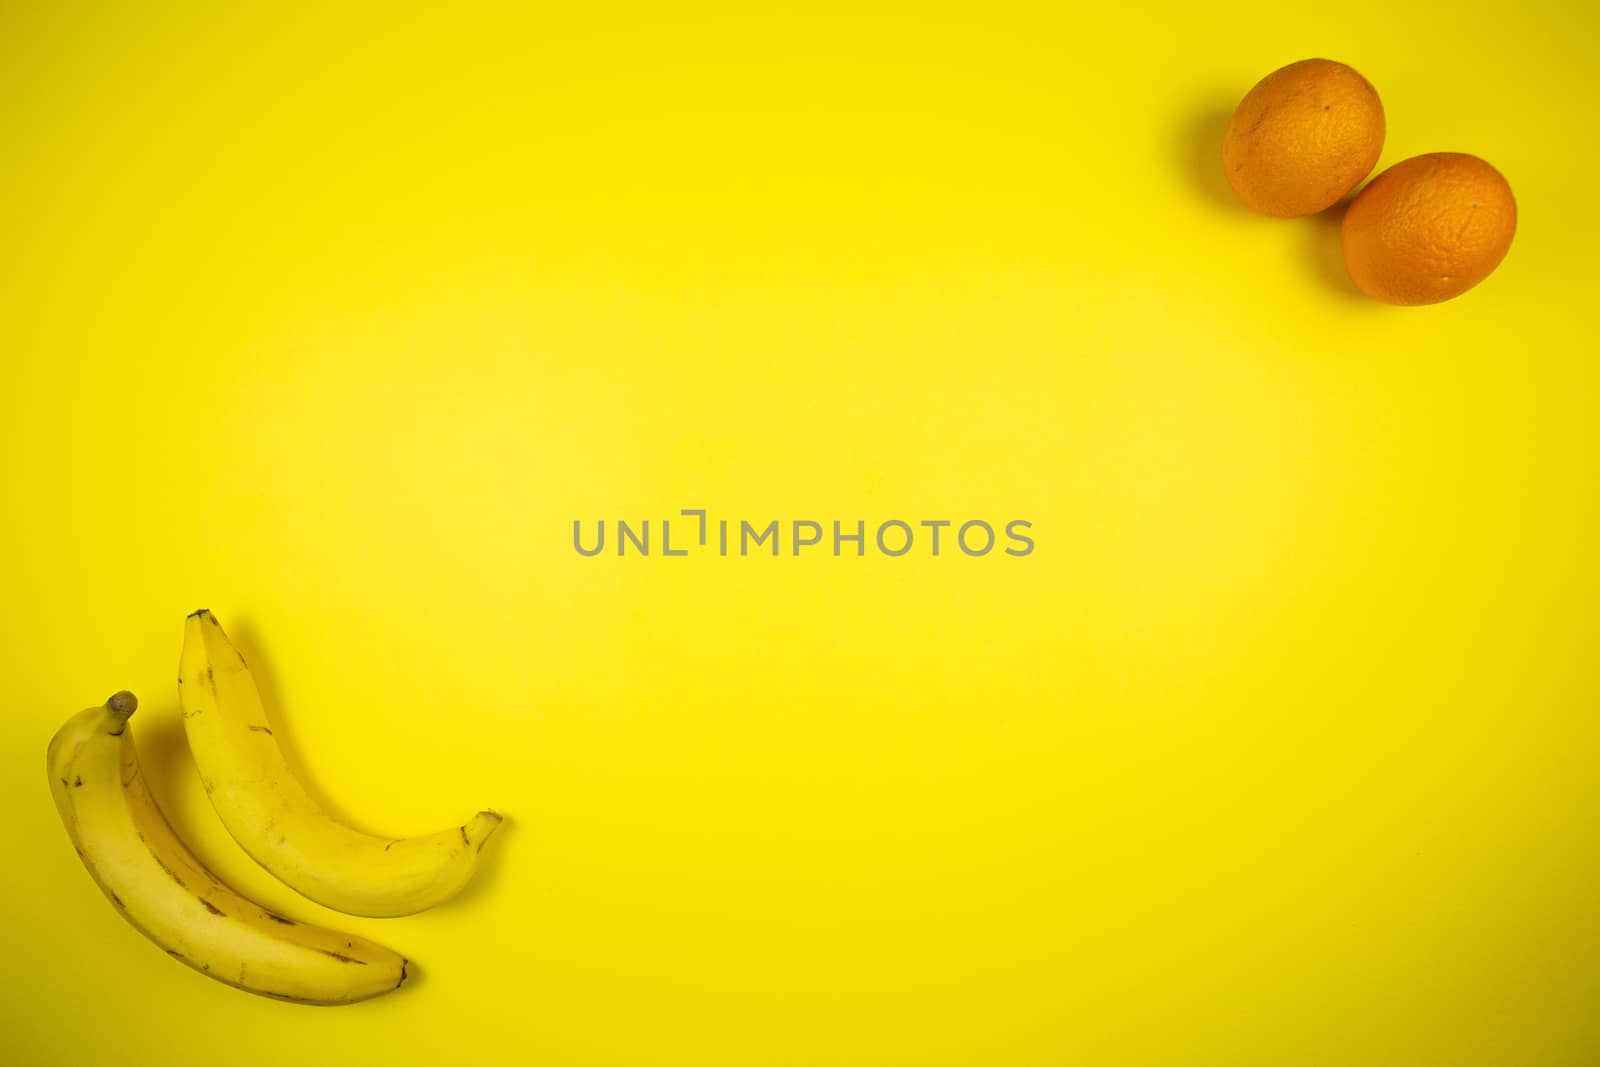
[166,949,185,960]
[396,960,409,989]
[199,899,225,917]
[264,912,296,925]
[109,891,124,908]
[314,949,368,965]
[248,725,272,735]
[152,854,186,888]
[460,827,470,847]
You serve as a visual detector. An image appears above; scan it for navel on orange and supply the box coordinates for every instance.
[1340,152,1516,305]
[1223,59,1385,217]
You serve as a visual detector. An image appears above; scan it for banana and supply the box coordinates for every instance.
[47,692,408,1004]
[179,610,502,917]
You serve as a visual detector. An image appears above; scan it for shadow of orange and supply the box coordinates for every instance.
[1306,200,1369,302]
[1187,106,1248,214]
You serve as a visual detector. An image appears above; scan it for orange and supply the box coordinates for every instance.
[1341,152,1517,306]
[1222,59,1385,217]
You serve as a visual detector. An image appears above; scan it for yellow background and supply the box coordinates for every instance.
[3,3,1595,1064]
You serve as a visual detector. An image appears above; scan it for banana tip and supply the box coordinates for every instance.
[187,608,211,619]
[106,691,137,716]
[463,810,504,849]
